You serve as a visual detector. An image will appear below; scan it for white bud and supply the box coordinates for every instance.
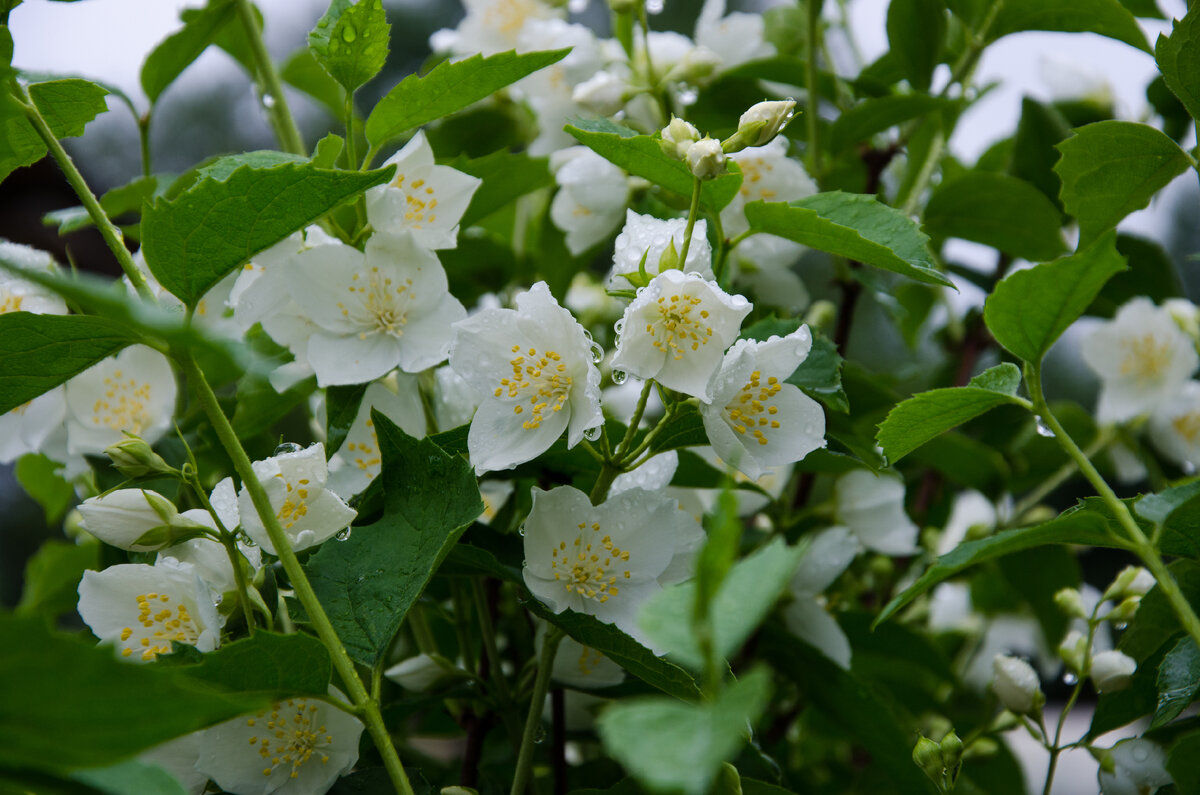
[1091,650,1137,693]
[737,99,796,147]
[992,654,1044,715]
[660,116,700,160]
[572,71,628,116]
[686,137,726,179]
[1104,565,1155,602]
[1165,298,1200,343]
[1058,630,1088,674]
[78,489,183,552]
[1054,587,1087,619]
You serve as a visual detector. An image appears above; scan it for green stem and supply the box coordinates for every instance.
[344,91,367,230]
[1025,362,1200,653]
[804,0,822,179]
[472,579,513,708]
[1009,428,1115,526]
[620,399,679,465]
[235,0,306,157]
[940,0,1004,100]
[589,464,621,506]
[179,352,414,795]
[450,579,479,674]
[408,605,439,655]
[1043,607,1100,795]
[21,91,153,301]
[898,129,945,217]
[678,176,702,268]
[137,113,152,179]
[188,474,257,633]
[511,627,564,795]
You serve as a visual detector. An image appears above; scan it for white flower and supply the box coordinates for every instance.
[77,560,223,662]
[549,147,630,256]
[1104,565,1156,601]
[611,270,751,401]
[78,488,198,552]
[551,631,627,689]
[448,282,602,474]
[431,364,480,431]
[723,138,817,239]
[784,526,858,668]
[229,225,339,335]
[992,654,1043,714]
[365,131,481,248]
[139,733,209,795]
[196,688,364,795]
[608,210,713,291]
[521,485,703,637]
[731,235,809,313]
[695,0,774,72]
[834,469,920,556]
[287,232,465,386]
[64,345,178,458]
[384,653,464,692]
[937,490,997,555]
[429,0,560,57]
[0,240,68,315]
[1082,297,1198,424]
[1091,650,1137,693]
[734,100,797,149]
[515,19,606,155]
[660,116,701,160]
[1098,739,1173,795]
[0,387,66,465]
[326,374,426,498]
[237,443,357,555]
[572,69,628,116]
[700,326,825,479]
[1149,380,1200,469]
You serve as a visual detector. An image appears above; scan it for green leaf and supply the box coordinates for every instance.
[70,760,188,795]
[196,150,307,181]
[16,538,97,617]
[1156,6,1200,122]
[452,150,553,227]
[302,411,483,665]
[308,0,390,93]
[638,538,805,672]
[968,361,1022,394]
[762,629,939,795]
[597,668,772,795]
[14,452,74,524]
[526,602,700,700]
[924,172,1066,261]
[829,94,952,154]
[141,160,391,306]
[886,0,946,91]
[566,119,743,211]
[983,229,1126,363]
[366,49,569,149]
[28,79,109,138]
[140,0,237,104]
[876,364,1026,463]
[0,312,140,414]
[172,631,332,699]
[0,614,256,774]
[45,176,161,236]
[875,506,1130,626]
[1154,637,1200,727]
[1089,234,1184,317]
[646,402,710,456]
[989,0,1151,52]
[1055,121,1190,245]
[1011,98,1071,211]
[1169,731,1200,794]
[744,193,951,287]
[281,47,347,118]
[788,333,848,413]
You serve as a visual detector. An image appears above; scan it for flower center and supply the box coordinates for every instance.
[483,0,538,35]
[276,476,312,530]
[1120,333,1173,381]
[247,699,334,779]
[495,345,573,430]
[550,522,632,603]
[91,368,154,434]
[337,267,413,339]
[648,292,715,360]
[391,174,439,229]
[119,592,200,661]
[726,370,782,447]
[574,645,607,678]
[737,158,777,200]
[1172,412,1200,445]
[0,288,24,313]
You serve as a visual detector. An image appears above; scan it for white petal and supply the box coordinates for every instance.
[784,598,851,669]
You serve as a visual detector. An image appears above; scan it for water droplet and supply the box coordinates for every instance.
[532,724,547,744]
[1114,621,1128,631]
[1062,672,1078,686]
[614,318,625,335]
[645,0,664,13]
[1132,746,1150,763]
[612,369,628,385]
[582,329,593,341]
[261,93,277,110]
[677,85,698,106]
[583,425,602,441]
[568,0,588,11]
[590,341,604,364]
[274,442,302,455]
[236,530,256,547]
[342,26,357,43]
[1035,417,1056,438]
[336,527,353,541]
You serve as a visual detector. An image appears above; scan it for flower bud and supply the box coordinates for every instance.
[660,116,700,160]
[940,730,964,780]
[686,137,726,179]
[573,71,628,116]
[1054,587,1087,619]
[1059,630,1089,674]
[105,436,178,480]
[912,735,944,785]
[383,653,467,693]
[1165,298,1200,344]
[1104,565,1156,602]
[804,299,837,334]
[665,46,723,85]
[658,237,681,272]
[78,489,183,552]
[723,99,796,153]
[992,654,1044,715]
[1091,650,1137,693]
[1107,595,1142,623]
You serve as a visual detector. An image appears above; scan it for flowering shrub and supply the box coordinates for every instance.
[5,1,1200,794]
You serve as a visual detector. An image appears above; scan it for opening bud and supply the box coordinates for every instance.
[723,99,797,153]
[105,435,178,480]
[660,116,700,160]
[1091,650,1137,693]
[1103,565,1155,602]
[686,137,726,180]
[992,654,1044,716]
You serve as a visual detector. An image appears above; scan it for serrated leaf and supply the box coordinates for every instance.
[1011,98,1071,211]
[877,371,1028,463]
[968,361,1022,394]
[281,47,347,118]
[989,0,1151,52]
[745,193,951,287]
[526,601,700,700]
[638,537,804,672]
[140,0,237,104]
[28,79,109,138]
[566,118,742,211]
[1055,121,1190,245]
[924,171,1066,261]
[366,48,569,148]
[886,0,946,91]
[452,149,552,227]
[16,538,97,617]
[0,312,140,414]
[983,229,1126,363]
[140,161,391,306]
[1157,8,1200,123]
[196,150,307,181]
[829,94,953,154]
[308,0,390,93]
[1154,636,1200,727]
[302,412,483,666]
[597,668,772,795]
[875,506,1129,627]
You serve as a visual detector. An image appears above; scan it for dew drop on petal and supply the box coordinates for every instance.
[336,527,352,541]
[1132,746,1150,763]
[614,318,625,335]
[274,442,302,455]
[676,85,698,106]
[612,369,628,385]
[590,341,604,364]
[583,425,602,441]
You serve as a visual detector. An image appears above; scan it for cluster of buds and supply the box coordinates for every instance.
[658,99,797,180]
[912,730,964,791]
